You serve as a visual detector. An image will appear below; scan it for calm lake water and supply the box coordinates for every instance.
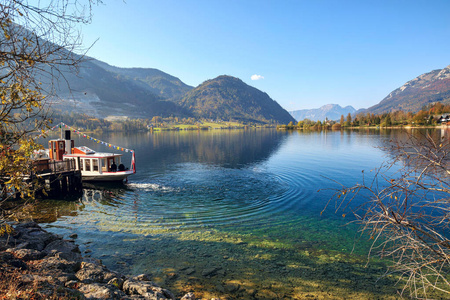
[34,128,446,299]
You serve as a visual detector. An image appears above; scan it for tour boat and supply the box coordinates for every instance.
[63,145,136,182]
[43,129,136,182]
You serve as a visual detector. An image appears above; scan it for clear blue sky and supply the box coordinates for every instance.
[80,0,450,111]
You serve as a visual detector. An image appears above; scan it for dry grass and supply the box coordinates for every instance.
[0,267,82,300]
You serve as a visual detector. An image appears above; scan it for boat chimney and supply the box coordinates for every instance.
[64,130,74,154]
[65,130,71,140]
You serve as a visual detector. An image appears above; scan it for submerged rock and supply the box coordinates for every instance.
[201,266,221,277]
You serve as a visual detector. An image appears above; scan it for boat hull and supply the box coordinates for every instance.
[81,170,134,182]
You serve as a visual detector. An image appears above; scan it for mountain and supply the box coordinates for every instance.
[363,65,450,114]
[4,23,190,119]
[178,75,296,124]
[10,22,293,124]
[90,60,193,99]
[49,58,192,118]
[290,104,356,122]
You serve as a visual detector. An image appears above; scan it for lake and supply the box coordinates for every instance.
[34,128,443,299]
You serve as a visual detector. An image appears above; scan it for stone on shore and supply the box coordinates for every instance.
[0,222,198,300]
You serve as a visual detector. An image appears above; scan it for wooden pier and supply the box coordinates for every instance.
[31,158,82,198]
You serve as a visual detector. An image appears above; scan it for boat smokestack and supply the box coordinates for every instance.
[64,130,73,154]
[65,130,71,140]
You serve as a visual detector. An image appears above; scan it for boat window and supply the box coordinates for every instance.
[85,159,91,172]
[93,159,99,171]
[80,159,84,171]
[102,158,107,171]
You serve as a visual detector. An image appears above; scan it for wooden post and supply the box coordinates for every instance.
[61,175,68,196]
[49,175,60,197]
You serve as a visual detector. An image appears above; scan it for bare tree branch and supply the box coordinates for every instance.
[327,131,450,298]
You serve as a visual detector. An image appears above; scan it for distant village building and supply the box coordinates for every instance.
[438,114,450,125]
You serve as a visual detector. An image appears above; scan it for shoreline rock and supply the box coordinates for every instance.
[0,222,196,299]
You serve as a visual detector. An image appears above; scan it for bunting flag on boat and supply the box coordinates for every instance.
[35,122,135,154]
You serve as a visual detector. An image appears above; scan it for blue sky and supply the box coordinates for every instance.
[81,0,450,111]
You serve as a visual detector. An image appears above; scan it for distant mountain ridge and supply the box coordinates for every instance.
[362,65,450,114]
[48,59,295,123]
[48,57,191,118]
[90,60,193,99]
[179,75,296,124]
[17,22,450,123]
[290,104,356,121]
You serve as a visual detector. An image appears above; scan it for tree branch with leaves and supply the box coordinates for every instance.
[326,131,450,298]
[0,0,100,217]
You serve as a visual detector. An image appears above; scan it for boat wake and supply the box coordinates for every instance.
[126,182,176,192]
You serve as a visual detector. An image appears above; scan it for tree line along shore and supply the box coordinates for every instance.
[53,103,450,134]
[278,102,450,130]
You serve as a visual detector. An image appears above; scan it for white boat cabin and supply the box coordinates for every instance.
[66,146,126,173]
[47,136,135,182]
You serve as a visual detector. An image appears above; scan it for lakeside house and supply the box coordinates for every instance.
[438,115,450,125]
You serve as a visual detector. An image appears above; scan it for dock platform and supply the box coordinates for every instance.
[31,158,82,198]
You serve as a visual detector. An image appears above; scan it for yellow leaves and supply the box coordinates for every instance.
[14,155,25,163]
[3,30,10,40]
[0,223,14,236]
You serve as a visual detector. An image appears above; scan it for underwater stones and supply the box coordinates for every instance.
[184,267,195,275]
[1,222,190,300]
[225,283,240,293]
[246,288,257,297]
[202,266,222,277]
[235,239,246,245]
[166,272,178,280]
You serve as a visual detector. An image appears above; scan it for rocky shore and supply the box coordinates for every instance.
[0,222,198,300]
